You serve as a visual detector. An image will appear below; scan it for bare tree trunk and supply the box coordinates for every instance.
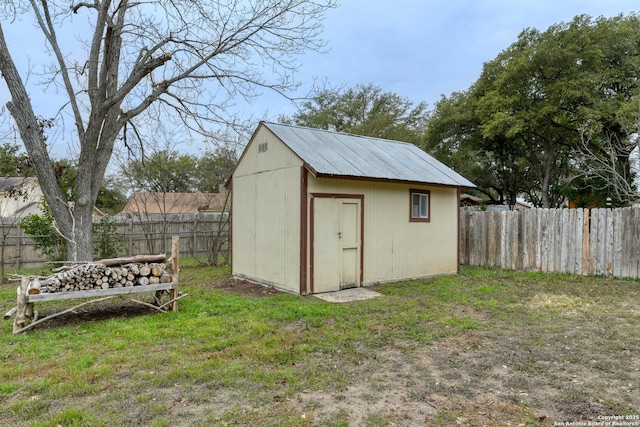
[69,203,95,262]
[0,24,73,239]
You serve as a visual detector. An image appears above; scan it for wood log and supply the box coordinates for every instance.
[151,265,165,277]
[99,254,166,267]
[27,277,41,295]
[25,303,34,318]
[139,265,151,277]
[13,279,29,332]
[14,254,174,299]
[4,306,16,319]
[51,264,79,273]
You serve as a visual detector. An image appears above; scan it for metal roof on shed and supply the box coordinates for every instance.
[263,122,475,188]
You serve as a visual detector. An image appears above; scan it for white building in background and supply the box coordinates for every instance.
[0,177,43,220]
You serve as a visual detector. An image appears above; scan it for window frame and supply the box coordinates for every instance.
[409,189,430,222]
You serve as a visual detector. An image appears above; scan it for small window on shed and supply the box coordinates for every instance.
[410,189,430,222]
[258,142,268,153]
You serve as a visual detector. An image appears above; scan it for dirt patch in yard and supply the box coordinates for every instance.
[193,278,640,426]
[211,277,284,298]
[101,321,636,426]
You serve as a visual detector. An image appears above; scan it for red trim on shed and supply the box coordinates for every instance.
[309,193,364,293]
[299,167,308,294]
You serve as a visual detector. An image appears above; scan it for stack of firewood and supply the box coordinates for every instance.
[38,255,171,294]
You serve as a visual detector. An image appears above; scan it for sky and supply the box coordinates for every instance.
[2,0,640,156]
[253,0,640,118]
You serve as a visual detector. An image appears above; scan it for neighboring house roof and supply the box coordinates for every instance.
[118,192,227,215]
[0,177,36,193]
[460,193,483,206]
[261,122,476,188]
[1,177,105,218]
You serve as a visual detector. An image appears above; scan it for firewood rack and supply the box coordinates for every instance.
[6,236,182,334]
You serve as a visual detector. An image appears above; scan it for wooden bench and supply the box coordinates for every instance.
[8,236,182,334]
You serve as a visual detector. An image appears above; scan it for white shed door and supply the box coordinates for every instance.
[313,197,361,293]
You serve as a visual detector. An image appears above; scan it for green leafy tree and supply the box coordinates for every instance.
[120,146,239,194]
[196,146,238,193]
[121,150,199,193]
[93,216,126,259]
[19,198,67,262]
[286,83,428,144]
[423,91,533,208]
[95,176,129,215]
[49,159,127,214]
[20,199,126,262]
[425,13,640,208]
[0,142,32,176]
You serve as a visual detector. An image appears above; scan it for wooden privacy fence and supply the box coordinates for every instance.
[0,213,229,269]
[460,207,640,278]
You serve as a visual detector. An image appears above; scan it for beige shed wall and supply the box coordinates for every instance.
[231,127,303,293]
[308,178,459,285]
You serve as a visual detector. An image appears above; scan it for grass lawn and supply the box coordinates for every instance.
[1,262,639,426]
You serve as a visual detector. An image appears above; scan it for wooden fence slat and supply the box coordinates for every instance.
[606,209,615,277]
[559,209,569,274]
[499,211,508,269]
[515,210,524,271]
[574,209,582,275]
[541,209,550,273]
[617,208,627,278]
[582,209,592,276]
[574,209,584,275]
[521,210,529,270]
[468,212,479,267]
[590,209,599,275]
[459,207,640,279]
[632,208,640,278]
[460,211,468,266]
[526,208,537,270]
[489,212,496,268]
[597,209,607,275]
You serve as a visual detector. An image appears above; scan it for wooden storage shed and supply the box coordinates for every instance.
[228,122,475,295]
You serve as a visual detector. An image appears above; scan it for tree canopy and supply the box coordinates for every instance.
[285,83,429,144]
[0,0,336,261]
[424,13,640,208]
[119,147,237,194]
[0,142,32,177]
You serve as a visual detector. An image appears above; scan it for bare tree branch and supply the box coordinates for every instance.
[0,0,336,261]
[568,127,640,205]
